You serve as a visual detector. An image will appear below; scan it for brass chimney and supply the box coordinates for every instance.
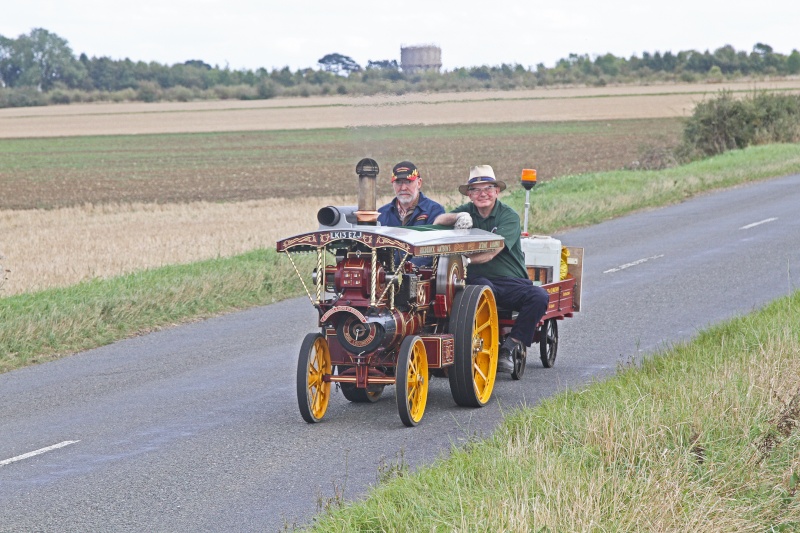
[355,158,379,225]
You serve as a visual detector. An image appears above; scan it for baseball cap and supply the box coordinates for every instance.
[391,161,420,182]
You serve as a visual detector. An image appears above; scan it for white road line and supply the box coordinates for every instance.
[740,217,777,230]
[604,254,664,274]
[0,440,80,467]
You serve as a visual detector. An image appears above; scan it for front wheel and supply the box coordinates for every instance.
[296,333,331,423]
[448,285,498,407]
[396,336,429,427]
[539,318,559,368]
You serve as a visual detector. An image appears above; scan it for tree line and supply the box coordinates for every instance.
[1,28,799,108]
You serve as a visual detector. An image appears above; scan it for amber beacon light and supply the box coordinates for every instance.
[520,168,537,189]
[520,168,537,236]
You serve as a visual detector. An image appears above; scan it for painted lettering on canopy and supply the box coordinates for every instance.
[329,231,363,240]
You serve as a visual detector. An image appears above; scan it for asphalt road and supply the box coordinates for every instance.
[1,174,798,532]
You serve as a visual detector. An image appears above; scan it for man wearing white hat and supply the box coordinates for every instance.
[433,165,549,373]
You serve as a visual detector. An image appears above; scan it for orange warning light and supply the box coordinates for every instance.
[520,168,537,190]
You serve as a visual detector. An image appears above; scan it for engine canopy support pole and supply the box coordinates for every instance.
[522,189,531,237]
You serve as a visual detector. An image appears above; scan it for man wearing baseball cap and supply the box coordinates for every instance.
[378,161,444,228]
[434,165,549,374]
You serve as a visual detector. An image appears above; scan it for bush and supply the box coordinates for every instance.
[749,92,800,143]
[165,86,195,102]
[0,88,48,108]
[212,84,258,100]
[256,80,277,99]
[48,90,73,104]
[136,81,162,103]
[680,90,800,159]
[109,89,137,103]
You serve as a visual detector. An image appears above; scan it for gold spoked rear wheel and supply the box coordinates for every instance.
[296,333,331,423]
[448,285,499,407]
[396,336,429,427]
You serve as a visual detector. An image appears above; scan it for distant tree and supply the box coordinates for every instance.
[788,50,800,75]
[366,59,398,70]
[713,45,738,73]
[685,49,713,73]
[0,35,24,87]
[594,53,620,76]
[469,66,492,80]
[0,28,85,90]
[662,51,678,72]
[24,28,83,90]
[183,59,211,70]
[753,43,774,56]
[271,66,295,87]
[317,53,361,74]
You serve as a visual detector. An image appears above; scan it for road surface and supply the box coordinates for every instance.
[1,173,798,531]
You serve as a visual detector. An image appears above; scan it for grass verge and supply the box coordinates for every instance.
[2,143,800,374]
[501,142,800,234]
[0,249,312,373]
[308,290,800,531]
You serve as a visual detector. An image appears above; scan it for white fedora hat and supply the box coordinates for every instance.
[458,165,507,195]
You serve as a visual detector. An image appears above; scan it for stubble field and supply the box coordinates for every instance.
[3,79,799,296]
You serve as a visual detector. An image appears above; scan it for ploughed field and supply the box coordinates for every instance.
[12,80,800,295]
[1,118,681,210]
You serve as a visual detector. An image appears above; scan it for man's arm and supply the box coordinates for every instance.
[434,210,499,261]
[467,243,504,264]
[433,213,459,225]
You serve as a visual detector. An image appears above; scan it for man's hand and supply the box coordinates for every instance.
[454,212,473,229]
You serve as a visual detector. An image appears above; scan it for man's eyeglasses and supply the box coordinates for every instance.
[468,185,496,195]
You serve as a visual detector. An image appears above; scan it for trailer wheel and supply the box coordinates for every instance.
[539,318,559,368]
[296,333,331,423]
[511,343,527,380]
[448,285,499,407]
[341,383,385,403]
[396,336,429,427]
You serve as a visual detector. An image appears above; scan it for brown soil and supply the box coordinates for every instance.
[0,118,683,210]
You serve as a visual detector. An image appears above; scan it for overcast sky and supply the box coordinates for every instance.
[3,1,799,72]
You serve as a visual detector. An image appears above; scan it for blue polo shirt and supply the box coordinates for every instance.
[378,192,445,227]
[378,192,444,267]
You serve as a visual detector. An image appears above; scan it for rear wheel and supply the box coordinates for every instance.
[511,342,527,380]
[296,333,331,423]
[448,285,499,407]
[539,318,559,368]
[396,336,429,427]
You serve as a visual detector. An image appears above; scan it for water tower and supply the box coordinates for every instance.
[400,45,442,73]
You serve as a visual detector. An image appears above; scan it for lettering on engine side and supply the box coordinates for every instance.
[417,240,501,256]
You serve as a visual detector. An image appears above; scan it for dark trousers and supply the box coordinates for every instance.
[468,276,549,347]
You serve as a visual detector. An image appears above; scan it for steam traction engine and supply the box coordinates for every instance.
[276,159,582,427]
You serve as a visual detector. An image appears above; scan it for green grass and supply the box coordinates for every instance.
[308,291,800,531]
[503,142,800,233]
[0,249,312,372]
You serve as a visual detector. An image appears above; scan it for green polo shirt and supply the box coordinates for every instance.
[452,200,528,280]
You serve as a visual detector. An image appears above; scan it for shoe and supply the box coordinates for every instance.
[498,337,520,373]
